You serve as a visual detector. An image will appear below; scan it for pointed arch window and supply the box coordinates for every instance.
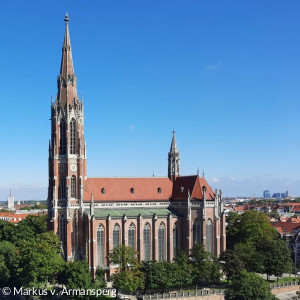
[59,176,66,199]
[70,118,76,154]
[128,223,136,250]
[193,219,202,245]
[71,175,76,198]
[60,120,67,155]
[85,222,89,259]
[143,223,151,261]
[158,222,165,262]
[206,219,213,253]
[173,222,179,258]
[97,225,105,266]
[113,224,120,248]
[59,213,67,258]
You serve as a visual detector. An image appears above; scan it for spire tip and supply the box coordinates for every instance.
[64,13,69,23]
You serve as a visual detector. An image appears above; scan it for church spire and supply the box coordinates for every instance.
[168,130,180,180]
[57,13,78,107]
[170,130,178,153]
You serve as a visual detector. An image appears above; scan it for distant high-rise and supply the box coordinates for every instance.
[7,188,14,211]
[263,190,271,199]
[286,190,290,198]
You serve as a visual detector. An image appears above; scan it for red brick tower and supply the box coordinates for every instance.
[48,14,87,260]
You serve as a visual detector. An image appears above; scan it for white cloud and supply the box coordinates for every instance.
[205,61,223,71]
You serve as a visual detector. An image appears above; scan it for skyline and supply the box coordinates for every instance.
[0,1,299,200]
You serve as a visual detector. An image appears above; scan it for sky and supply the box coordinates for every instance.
[0,0,299,200]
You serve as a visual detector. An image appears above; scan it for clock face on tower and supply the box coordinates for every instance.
[70,164,77,172]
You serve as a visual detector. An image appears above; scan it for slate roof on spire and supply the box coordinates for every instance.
[170,130,178,153]
[57,13,78,106]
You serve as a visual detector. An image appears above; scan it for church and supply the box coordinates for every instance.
[47,14,226,277]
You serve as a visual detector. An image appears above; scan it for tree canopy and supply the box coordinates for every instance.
[226,210,293,276]
[190,243,221,287]
[225,270,278,300]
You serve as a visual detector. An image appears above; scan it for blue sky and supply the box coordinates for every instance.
[0,1,299,200]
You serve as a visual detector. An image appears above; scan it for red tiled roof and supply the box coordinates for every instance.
[0,212,38,224]
[84,177,173,202]
[172,176,214,200]
[272,222,300,235]
[14,204,32,210]
[84,175,215,202]
[234,206,245,212]
[286,202,300,207]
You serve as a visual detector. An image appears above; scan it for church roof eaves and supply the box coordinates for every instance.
[85,208,180,219]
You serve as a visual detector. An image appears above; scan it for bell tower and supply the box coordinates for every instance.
[48,14,87,260]
[168,130,180,181]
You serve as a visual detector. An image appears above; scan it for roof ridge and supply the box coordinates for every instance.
[87,176,170,179]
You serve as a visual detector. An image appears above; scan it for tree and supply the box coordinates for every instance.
[226,212,242,249]
[0,221,17,243]
[226,210,277,249]
[0,241,18,287]
[234,241,264,273]
[108,245,143,294]
[225,270,278,300]
[94,267,106,289]
[18,232,65,287]
[112,269,144,294]
[141,261,174,293]
[18,215,47,235]
[190,244,220,288]
[59,260,93,290]
[219,249,244,285]
[108,245,139,271]
[173,251,192,290]
[257,238,293,280]
[0,215,48,246]
[268,210,279,219]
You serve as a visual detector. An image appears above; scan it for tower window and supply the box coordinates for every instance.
[71,175,76,198]
[101,188,106,194]
[59,213,67,258]
[158,187,162,194]
[60,121,67,155]
[59,176,66,199]
[130,188,135,194]
[70,119,76,154]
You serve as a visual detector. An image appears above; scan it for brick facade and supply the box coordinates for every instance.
[47,15,226,278]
